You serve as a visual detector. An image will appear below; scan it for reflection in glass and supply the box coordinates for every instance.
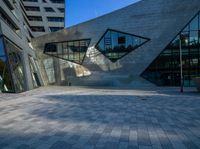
[4,38,25,92]
[142,12,200,87]
[96,29,149,62]
[0,38,5,56]
[29,56,41,88]
[44,39,90,64]
[43,58,55,83]
[0,56,13,92]
[0,37,25,93]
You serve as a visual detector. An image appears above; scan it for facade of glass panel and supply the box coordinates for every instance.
[0,37,13,92]
[0,37,25,92]
[96,29,149,62]
[142,12,200,87]
[44,39,91,64]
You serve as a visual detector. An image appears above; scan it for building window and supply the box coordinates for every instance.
[47,17,64,22]
[24,6,40,11]
[142,12,200,87]
[23,0,38,2]
[49,27,63,32]
[29,56,41,88]
[95,29,150,62]
[44,7,55,12]
[0,38,13,92]
[27,16,42,21]
[30,26,45,32]
[58,8,64,13]
[49,0,64,3]
[0,37,25,93]
[44,39,91,64]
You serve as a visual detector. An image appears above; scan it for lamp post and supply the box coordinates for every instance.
[179,35,183,93]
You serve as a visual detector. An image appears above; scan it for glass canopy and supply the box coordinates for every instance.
[142,12,200,87]
[0,37,25,93]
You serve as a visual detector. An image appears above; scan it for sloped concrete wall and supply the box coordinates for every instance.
[32,0,200,87]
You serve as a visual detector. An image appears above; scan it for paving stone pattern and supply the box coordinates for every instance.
[0,86,200,149]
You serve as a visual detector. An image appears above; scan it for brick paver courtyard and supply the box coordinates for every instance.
[0,86,200,149]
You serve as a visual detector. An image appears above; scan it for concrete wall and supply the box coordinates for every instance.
[23,0,65,37]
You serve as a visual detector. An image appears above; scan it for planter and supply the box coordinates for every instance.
[193,78,200,92]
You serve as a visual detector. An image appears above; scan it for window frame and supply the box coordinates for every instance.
[95,28,150,62]
[44,39,91,65]
[141,10,200,87]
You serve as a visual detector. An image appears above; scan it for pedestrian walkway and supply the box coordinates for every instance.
[0,86,199,149]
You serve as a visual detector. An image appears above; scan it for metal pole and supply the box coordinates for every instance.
[179,35,183,93]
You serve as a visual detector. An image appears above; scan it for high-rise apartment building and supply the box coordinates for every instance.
[0,0,65,93]
[23,0,65,36]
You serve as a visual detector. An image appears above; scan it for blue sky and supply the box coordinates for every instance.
[66,0,141,27]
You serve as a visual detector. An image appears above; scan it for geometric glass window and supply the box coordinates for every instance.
[141,12,200,87]
[44,39,91,65]
[29,56,41,88]
[95,29,150,62]
[0,37,25,93]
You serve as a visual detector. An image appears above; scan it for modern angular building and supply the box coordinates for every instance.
[1,0,200,93]
[0,0,65,93]
[31,0,200,88]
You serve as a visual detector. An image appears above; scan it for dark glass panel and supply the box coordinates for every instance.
[181,32,189,47]
[96,29,149,62]
[29,56,41,88]
[44,39,90,64]
[50,0,64,3]
[0,56,13,92]
[49,27,63,32]
[0,38,5,56]
[142,13,200,87]
[44,7,54,12]
[183,25,189,32]
[47,17,64,22]
[190,31,198,46]
[44,43,57,53]
[30,26,45,32]
[4,39,25,92]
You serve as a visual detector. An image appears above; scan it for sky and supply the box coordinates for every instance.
[66,0,141,27]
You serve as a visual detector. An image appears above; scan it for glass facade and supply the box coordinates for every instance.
[27,16,43,21]
[30,26,45,32]
[44,39,91,64]
[24,6,40,12]
[0,37,25,92]
[29,56,41,88]
[49,27,63,32]
[96,29,149,62]
[142,12,200,87]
